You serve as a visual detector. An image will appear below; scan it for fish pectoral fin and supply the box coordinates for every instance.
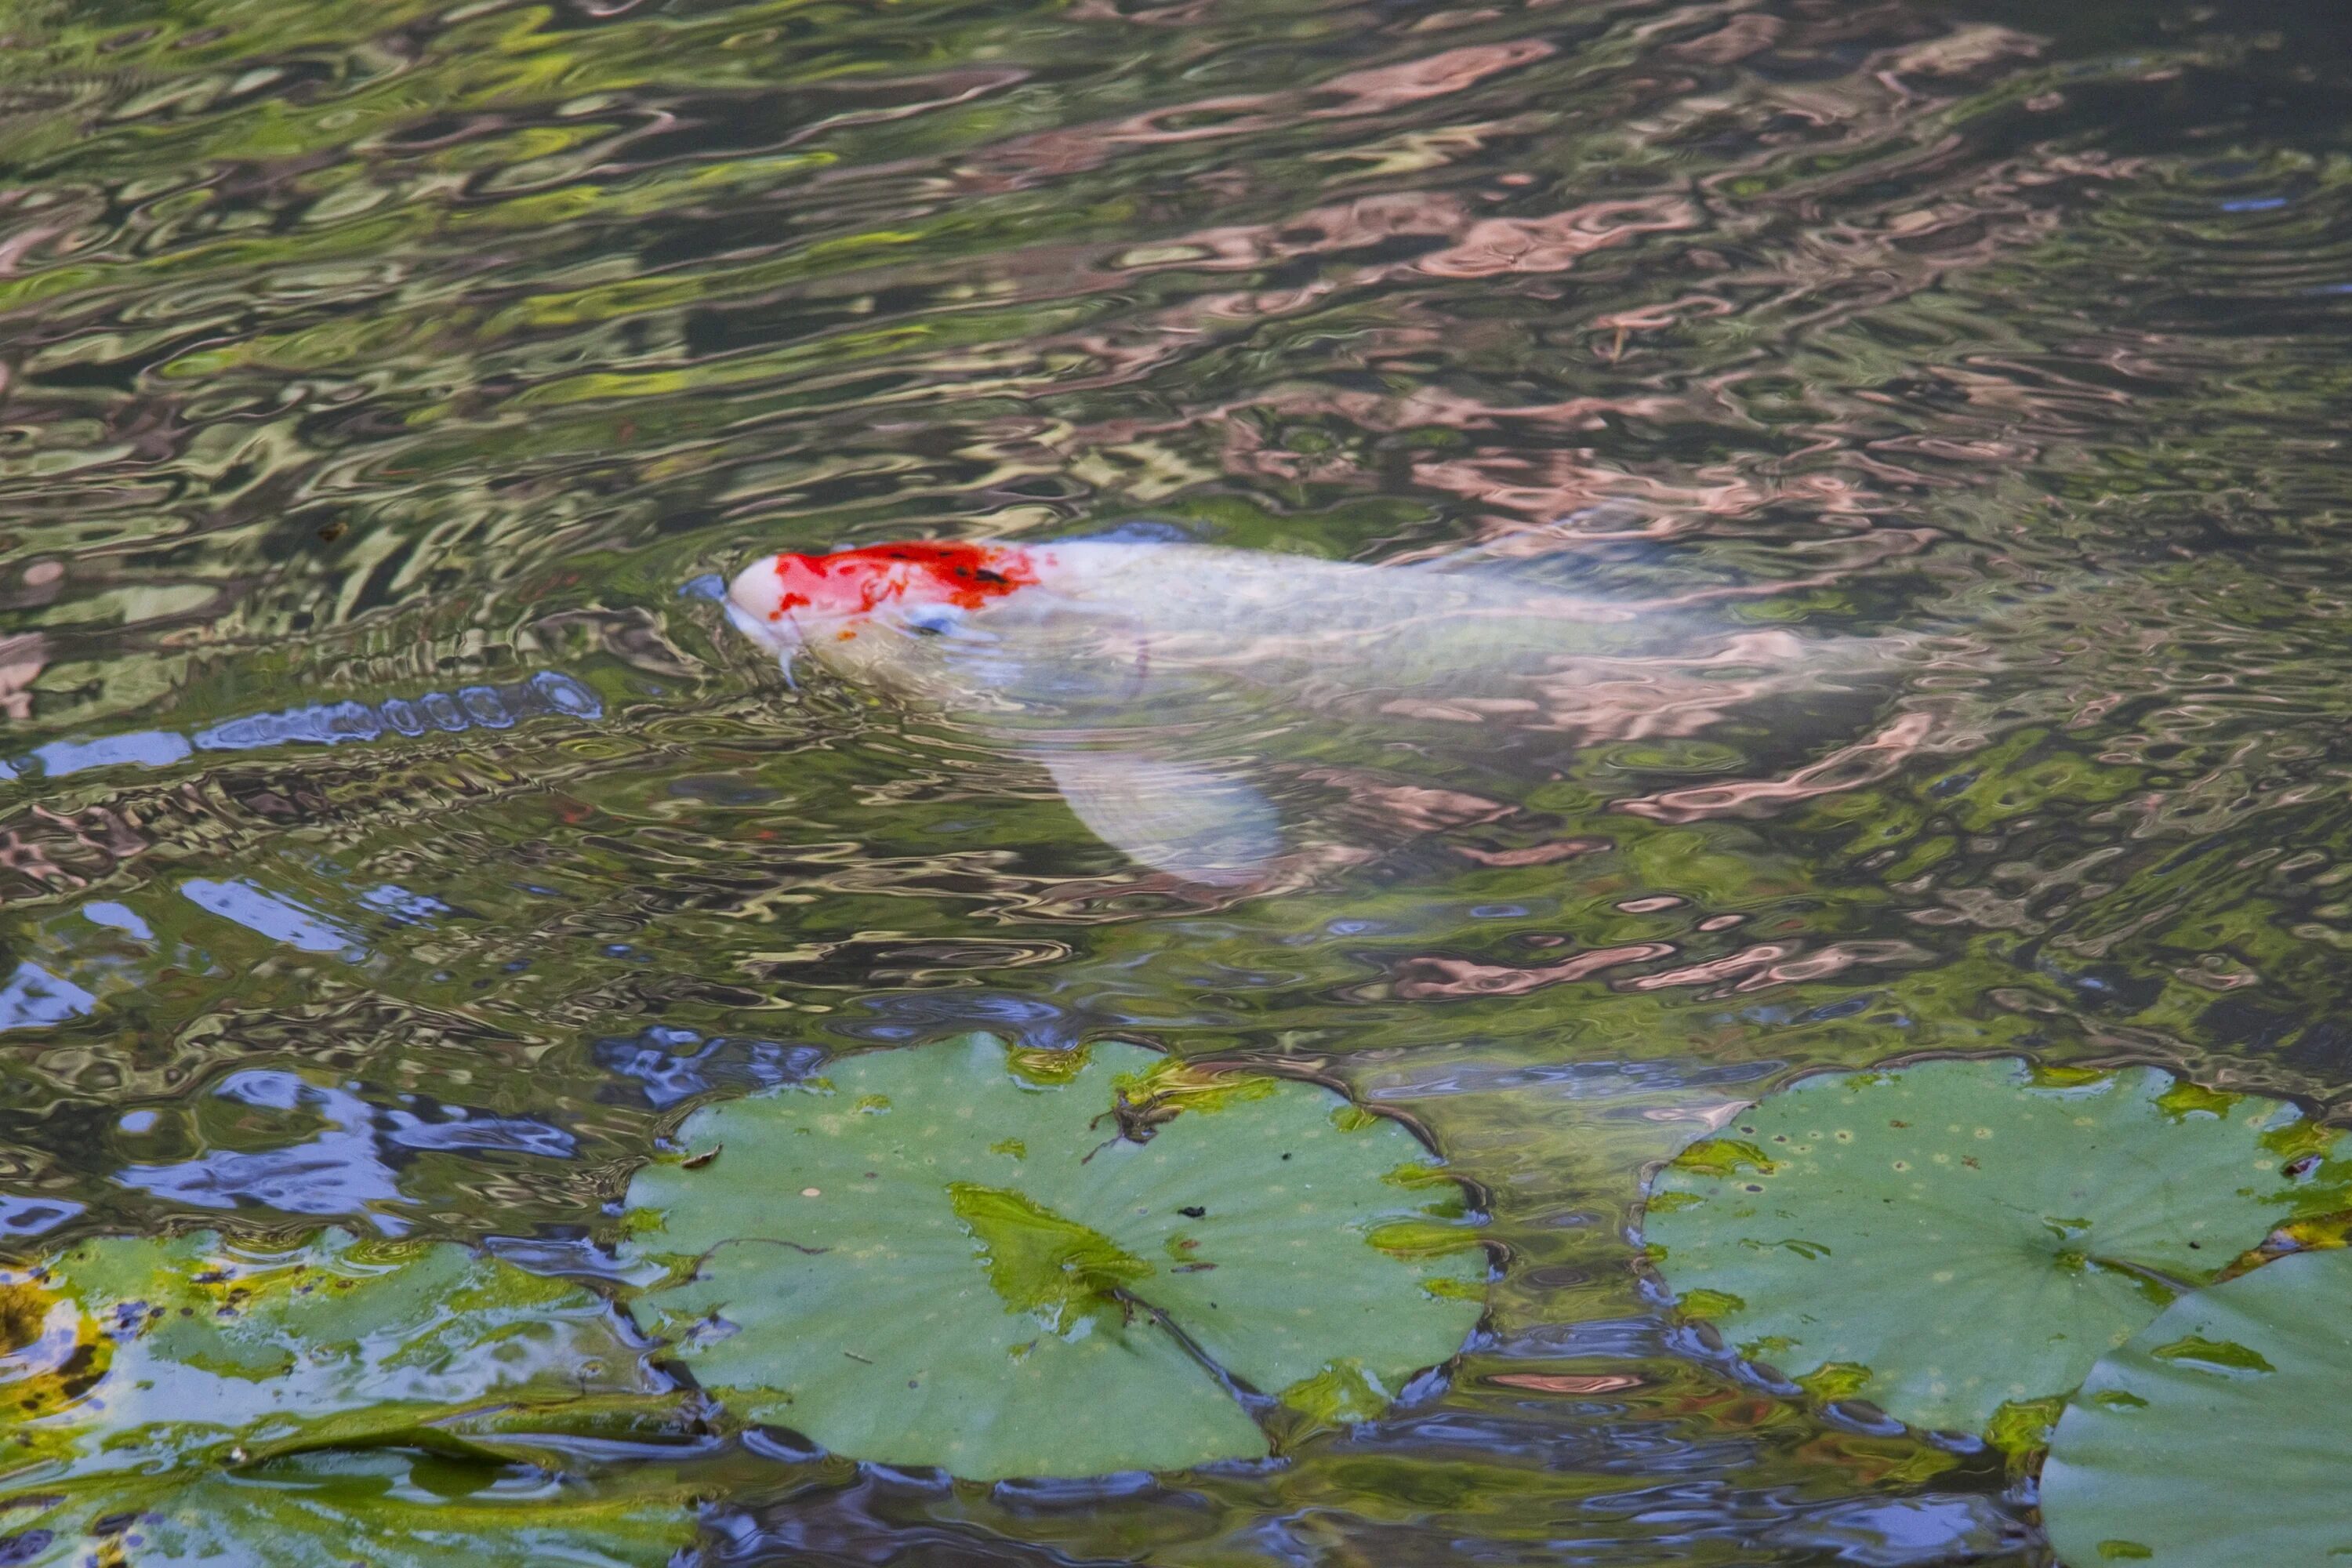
[1034,750,1282,886]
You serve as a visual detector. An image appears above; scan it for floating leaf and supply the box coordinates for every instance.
[2042,1247,2352,1566]
[1641,1057,2343,1435]
[0,1448,701,1567]
[622,1034,1485,1479]
[0,1229,675,1486]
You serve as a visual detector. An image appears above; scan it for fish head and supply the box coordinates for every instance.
[724,539,1287,884]
[724,542,1045,699]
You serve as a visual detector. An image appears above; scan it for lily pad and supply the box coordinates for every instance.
[0,1448,702,1567]
[2042,1247,2352,1567]
[1641,1057,2343,1435]
[0,1229,674,1485]
[622,1033,1486,1479]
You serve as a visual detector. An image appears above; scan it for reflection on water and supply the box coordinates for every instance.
[5,0,2352,1556]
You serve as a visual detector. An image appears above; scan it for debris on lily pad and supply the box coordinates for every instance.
[0,1447,703,1568]
[622,1033,1487,1479]
[2042,1247,2352,1567]
[1640,1057,2345,1436]
[0,1228,675,1486]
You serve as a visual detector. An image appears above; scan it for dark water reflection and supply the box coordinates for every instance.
[8,0,2352,1557]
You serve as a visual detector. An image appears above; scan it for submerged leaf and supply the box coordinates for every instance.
[1641,1057,2343,1435]
[0,1448,701,1567]
[622,1033,1486,1479]
[2043,1248,2352,1567]
[0,1229,675,1486]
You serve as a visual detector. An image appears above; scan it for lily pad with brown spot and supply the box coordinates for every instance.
[622,1033,1486,1479]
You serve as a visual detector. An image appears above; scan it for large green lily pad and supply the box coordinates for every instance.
[1641,1057,2345,1436]
[0,1448,701,1567]
[622,1033,1486,1479]
[0,1229,675,1486]
[2042,1247,2352,1567]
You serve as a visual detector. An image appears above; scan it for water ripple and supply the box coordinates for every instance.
[7,0,2351,1557]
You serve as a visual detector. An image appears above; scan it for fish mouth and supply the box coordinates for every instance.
[723,558,806,655]
[723,595,798,654]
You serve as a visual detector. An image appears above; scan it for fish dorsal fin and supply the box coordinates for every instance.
[1033,750,1281,886]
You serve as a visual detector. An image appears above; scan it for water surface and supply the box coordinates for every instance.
[6,0,2352,1559]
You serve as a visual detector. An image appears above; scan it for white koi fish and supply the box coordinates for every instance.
[724,539,1857,884]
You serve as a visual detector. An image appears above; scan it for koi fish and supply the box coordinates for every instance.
[724,538,1870,885]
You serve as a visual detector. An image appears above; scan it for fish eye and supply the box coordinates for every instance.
[903,604,962,637]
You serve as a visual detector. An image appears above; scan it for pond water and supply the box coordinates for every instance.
[5,0,2351,1559]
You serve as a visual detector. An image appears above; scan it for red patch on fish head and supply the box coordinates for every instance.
[763,542,1040,622]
